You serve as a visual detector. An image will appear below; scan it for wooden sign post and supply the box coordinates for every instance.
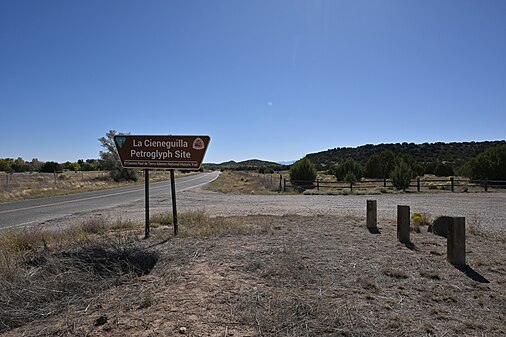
[114,135,211,237]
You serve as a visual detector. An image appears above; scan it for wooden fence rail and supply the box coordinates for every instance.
[281,176,505,193]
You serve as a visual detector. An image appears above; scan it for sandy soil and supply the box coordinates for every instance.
[4,214,505,336]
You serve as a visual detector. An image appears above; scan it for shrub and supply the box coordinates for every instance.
[379,150,396,178]
[434,162,454,177]
[390,160,413,191]
[334,159,363,181]
[364,154,381,178]
[289,158,317,189]
[64,162,81,172]
[39,161,62,173]
[340,188,351,195]
[343,172,357,183]
[111,168,139,182]
[99,130,138,182]
[411,213,431,232]
[469,145,506,180]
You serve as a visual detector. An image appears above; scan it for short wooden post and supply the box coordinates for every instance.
[283,178,286,192]
[279,175,282,192]
[450,177,455,192]
[397,205,410,243]
[447,217,466,266]
[417,177,421,192]
[350,181,353,192]
[317,179,320,191]
[383,178,387,187]
[366,200,377,229]
[484,178,488,192]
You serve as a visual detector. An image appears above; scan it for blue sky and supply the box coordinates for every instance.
[1,1,505,164]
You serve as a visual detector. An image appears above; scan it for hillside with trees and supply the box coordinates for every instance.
[305,141,506,169]
[305,141,506,186]
[203,159,287,172]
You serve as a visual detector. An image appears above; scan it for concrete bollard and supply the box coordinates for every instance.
[448,217,466,266]
[366,200,377,229]
[397,205,410,243]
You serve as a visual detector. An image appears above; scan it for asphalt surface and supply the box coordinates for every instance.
[0,171,220,229]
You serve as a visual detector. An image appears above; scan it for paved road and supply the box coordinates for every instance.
[0,171,220,229]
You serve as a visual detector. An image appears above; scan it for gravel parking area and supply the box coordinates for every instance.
[174,189,506,234]
[56,187,505,235]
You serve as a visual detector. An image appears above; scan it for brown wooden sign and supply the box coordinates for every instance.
[113,135,210,170]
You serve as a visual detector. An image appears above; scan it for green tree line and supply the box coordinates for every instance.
[326,145,506,182]
[290,144,506,192]
[0,157,104,174]
[306,141,506,169]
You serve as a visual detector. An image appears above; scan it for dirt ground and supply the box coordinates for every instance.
[4,214,505,337]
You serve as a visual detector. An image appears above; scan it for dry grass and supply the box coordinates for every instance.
[2,213,505,336]
[0,170,191,202]
[209,171,402,196]
[150,210,269,238]
[206,171,279,194]
[0,219,158,333]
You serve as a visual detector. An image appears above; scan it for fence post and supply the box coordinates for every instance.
[397,205,410,243]
[450,177,455,192]
[417,177,421,192]
[317,179,320,191]
[366,200,377,230]
[283,178,286,192]
[350,181,353,191]
[484,178,488,192]
[279,175,282,192]
[383,178,387,187]
[447,217,466,266]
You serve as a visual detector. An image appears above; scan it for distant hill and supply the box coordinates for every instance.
[277,160,296,166]
[305,140,506,168]
[204,159,287,171]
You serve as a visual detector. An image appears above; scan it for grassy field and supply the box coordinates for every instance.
[0,170,192,202]
[207,171,491,195]
[206,171,280,194]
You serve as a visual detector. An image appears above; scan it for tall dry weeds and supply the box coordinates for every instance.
[0,221,158,333]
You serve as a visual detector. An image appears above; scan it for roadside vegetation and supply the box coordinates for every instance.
[289,158,317,189]
[1,211,504,336]
[206,171,277,194]
[0,170,184,203]
[0,218,158,333]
